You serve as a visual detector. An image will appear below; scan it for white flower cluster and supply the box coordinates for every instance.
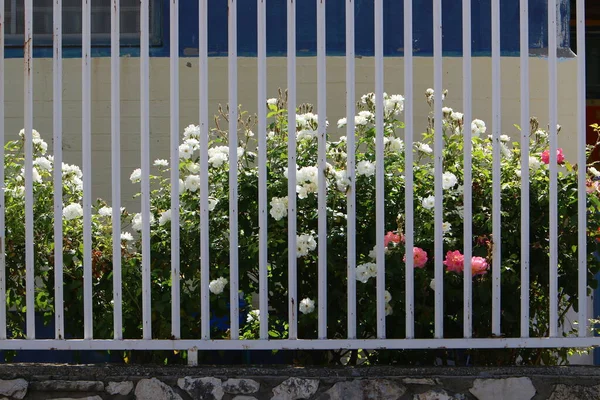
[154,159,168,167]
[291,166,318,199]
[386,137,404,153]
[246,309,260,323]
[296,234,317,257]
[269,196,288,221]
[63,203,83,220]
[334,170,350,192]
[208,146,229,168]
[131,212,155,232]
[471,119,486,137]
[356,160,375,177]
[299,297,315,314]
[120,232,134,242]
[19,129,48,154]
[209,277,228,295]
[183,124,200,140]
[179,137,200,160]
[356,262,377,283]
[34,156,52,171]
[62,163,83,191]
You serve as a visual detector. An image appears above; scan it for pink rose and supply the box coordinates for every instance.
[541,148,565,165]
[403,247,428,268]
[471,256,489,276]
[384,231,401,247]
[443,250,464,273]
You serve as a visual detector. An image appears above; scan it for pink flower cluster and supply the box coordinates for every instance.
[403,247,428,268]
[384,231,403,247]
[541,148,565,165]
[443,250,488,276]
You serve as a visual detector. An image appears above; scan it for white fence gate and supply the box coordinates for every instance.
[0,0,596,358]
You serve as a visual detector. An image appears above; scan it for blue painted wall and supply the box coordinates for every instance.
[13,0,571,58]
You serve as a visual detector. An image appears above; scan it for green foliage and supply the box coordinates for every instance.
[6,90,600,366]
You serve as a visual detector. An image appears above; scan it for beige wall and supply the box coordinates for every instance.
[3,56,578,210]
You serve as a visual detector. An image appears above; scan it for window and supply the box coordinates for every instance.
[4,0,161,46]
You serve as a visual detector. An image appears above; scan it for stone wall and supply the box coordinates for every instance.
[0,365,598,400]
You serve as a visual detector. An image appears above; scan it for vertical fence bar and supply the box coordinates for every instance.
[491,0,502,337]
[0,0,5,341]
[374,0,385,339]
[433,0,444,339]
[548,0,559,338]
[53,0,64,340]
[82,0,93,340]
[403,0,414,339]
[287,0,298,340]
[316,0,327,340]
[576,0,587,338]
[257,0,269,340]
[199,0,210,340]
[346,0,356,340]
[228,0,240,340]
[111,0,123,341]
[140,0,152,340]
[462,0,473,339]
[24,0,34,340]
[169,0,180,340]
[519,0,530,338]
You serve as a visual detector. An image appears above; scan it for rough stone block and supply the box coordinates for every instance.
[414,389,451,400]
[106,381,134,395]
[30,380,104,392]
[232,396,259,400]
[272,377,319,400]
[177,377,224,400]
[49,397,103,400]
[0,379,28,400]
[549,384,600,400]
[135,378,183,400]
[223,378,260,394]
[469,377,536,400]
[403,378,439,386]
[319,379,406,400]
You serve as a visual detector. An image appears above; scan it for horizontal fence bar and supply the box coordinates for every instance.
[1,338,599,351]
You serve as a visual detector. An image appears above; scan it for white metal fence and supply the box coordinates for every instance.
[0,0,596,354]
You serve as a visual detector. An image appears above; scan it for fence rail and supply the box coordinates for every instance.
[0,0,595,357]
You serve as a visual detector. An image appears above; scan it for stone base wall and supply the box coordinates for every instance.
[0,365,598,400]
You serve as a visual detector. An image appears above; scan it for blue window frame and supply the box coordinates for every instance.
[1,0,571,58]
[3,0,162,47]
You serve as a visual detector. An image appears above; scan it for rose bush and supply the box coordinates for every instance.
[5,89,600,366]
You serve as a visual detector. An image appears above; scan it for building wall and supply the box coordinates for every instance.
[2,56,578,211]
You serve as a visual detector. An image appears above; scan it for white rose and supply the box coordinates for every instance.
[209,277,228,295]
[130,168,142,183]
[159,209,172,226]
[421,195,435,210]
[442,171,458,190]
[416,143,433,154]
[184,175,201,192]
[63,203,83,220]
[357,160,376,177]
[299,298,315,314]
